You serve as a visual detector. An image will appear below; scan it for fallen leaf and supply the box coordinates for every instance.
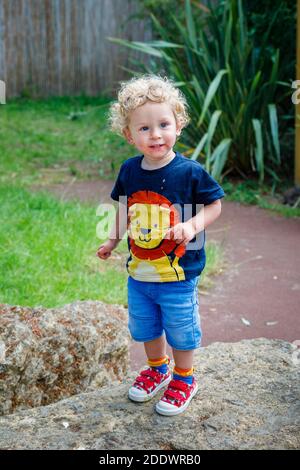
[241,317,251,326]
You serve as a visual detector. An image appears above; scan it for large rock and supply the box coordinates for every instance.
[0,301,130,415]
[0,339,299,450]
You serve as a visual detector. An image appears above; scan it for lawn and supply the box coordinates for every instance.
[0,96,132,185]
[0,184,129,307]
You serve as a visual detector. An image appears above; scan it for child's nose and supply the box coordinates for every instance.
[150,128,161,138]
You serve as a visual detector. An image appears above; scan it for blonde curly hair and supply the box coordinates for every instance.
[108,74,190,137]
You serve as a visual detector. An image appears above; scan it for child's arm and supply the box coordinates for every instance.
[166,199,222,245]
[96,204,128,260]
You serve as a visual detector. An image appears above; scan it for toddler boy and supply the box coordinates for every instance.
[97,75,225,416]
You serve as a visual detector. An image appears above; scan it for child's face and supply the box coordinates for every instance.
[123,101,182,162]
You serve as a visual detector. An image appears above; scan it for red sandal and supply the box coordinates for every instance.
[128,367,171,402]
[155,378,198,416]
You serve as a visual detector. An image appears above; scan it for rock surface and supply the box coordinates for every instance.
[0,301,130,415]
[0,339,299,450]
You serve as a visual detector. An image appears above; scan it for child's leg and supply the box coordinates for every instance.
[144,335,166,360]
[127,278,171,402]
[154,277,201,415]
[172,348,193,369]
[172,348,194,385]
[144,335,170,374]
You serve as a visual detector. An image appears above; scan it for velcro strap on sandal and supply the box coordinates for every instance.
[169,379,189,392]
[165,389,184,401]
[140,369,159,380]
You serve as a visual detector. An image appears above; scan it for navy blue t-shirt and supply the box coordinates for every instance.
[110,151,225,282]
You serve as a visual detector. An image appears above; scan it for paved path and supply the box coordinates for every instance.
[200,200,300,345]
[33,179,300,371]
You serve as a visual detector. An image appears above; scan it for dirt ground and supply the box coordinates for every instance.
[32,178,300,371]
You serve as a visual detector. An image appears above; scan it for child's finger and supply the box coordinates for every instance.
[172,228,183,244]
[165,228,173,240]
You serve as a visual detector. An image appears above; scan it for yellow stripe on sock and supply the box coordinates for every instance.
[173,366,194,377]
[147,355,169,367]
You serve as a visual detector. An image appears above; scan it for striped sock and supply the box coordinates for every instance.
[173,366,194,385]
[147,355,170,374]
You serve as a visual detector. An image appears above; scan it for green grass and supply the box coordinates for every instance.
[0,96,134,185]
[222,178,300,218]
[0,185,128,307]
[199,241,226,291]
[0,185,222,308]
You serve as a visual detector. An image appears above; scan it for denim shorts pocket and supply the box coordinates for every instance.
[182,276,200,288]
[182,279,195,288]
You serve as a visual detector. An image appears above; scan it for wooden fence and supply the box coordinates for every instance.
[0,0,152,98]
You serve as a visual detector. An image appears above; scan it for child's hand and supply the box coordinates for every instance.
[96,239,117,260]
[165,222,196,246]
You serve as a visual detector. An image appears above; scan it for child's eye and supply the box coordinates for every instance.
[140,126,148,131]
[160,122,169,128]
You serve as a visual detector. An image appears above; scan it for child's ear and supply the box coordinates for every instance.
[176,123,182,137]
[123,127,134,145]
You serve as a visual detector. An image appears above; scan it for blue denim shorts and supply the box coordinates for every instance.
[127,276,202,350]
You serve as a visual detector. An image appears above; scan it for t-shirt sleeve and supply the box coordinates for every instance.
[110,163,126,202]
[192,163,226,206]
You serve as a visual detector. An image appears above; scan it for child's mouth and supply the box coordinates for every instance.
[150,144,165,149]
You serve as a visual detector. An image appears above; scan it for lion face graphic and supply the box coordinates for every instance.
[128,202,171,250]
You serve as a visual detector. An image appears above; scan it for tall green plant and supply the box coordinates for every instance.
[109,0,288,185]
